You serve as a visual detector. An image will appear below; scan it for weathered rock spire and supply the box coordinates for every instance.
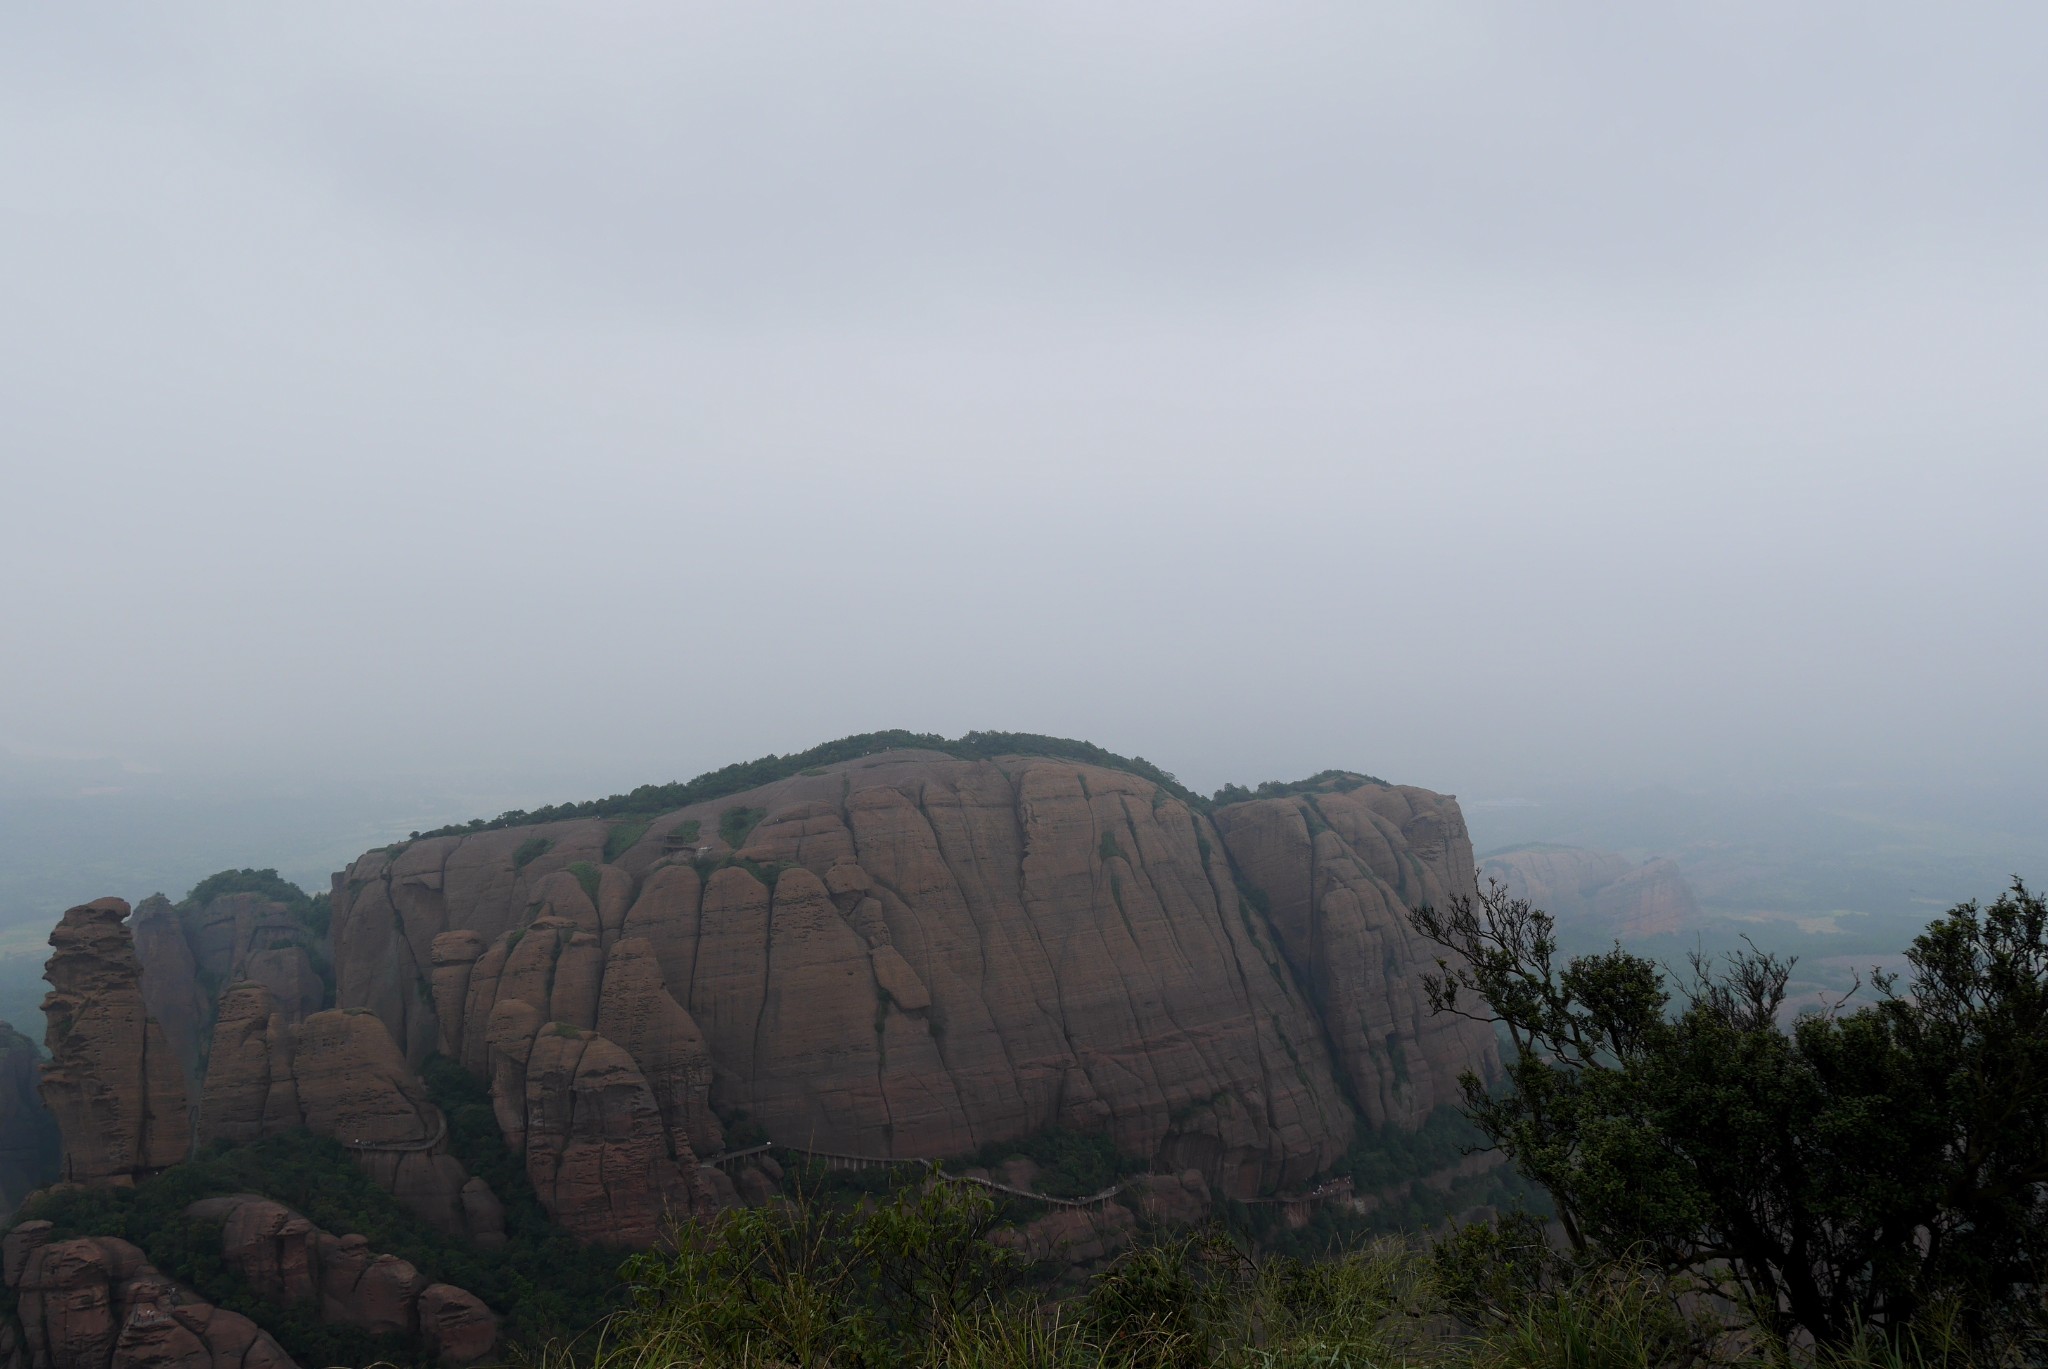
[37,897,192,1186]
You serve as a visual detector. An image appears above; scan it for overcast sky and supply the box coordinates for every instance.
[4,4,2044,808]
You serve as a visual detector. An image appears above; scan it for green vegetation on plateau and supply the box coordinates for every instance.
[173,867,332,1001]
[409,730,1394,841]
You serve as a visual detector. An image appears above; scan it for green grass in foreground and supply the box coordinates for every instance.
[510,1184,2014,1369]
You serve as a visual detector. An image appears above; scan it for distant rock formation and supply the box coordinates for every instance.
[2,1220,296,1369]
[329,751,1501,1220]
[36,899,190,1186]
[184,1195,496,1364]
[1479,845,1701,938]
[198,987,502,1246]
[0,1022,59,1221]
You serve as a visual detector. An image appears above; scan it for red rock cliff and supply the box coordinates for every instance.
[331,752,1499,1211]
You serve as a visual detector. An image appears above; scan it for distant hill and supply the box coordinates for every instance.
[1479,843,1701,939]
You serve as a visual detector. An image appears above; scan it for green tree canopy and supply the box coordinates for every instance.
[1408,878,2048,1356]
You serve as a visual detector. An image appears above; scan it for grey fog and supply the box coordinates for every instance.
[2,4,2044,965]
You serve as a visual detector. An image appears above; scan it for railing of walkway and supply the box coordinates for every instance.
[701,1141,1353,1213]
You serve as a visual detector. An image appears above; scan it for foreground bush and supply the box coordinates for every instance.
[1409,879,2048,1360]
[515,1182,2024,1369]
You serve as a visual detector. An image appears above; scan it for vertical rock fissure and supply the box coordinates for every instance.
[747,870,776,1115]
[684,860,709,1016]
[1001,763,1084,1137]
[914,780,1030,1139]
[1199,827,1287,1148]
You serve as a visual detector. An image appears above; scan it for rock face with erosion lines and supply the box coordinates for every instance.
[184,1194,497,1364]
[36,899,190,1187]
[131,886,328,1095]
[2,1219,297,1369]
[196,989,502,1245]
[330,751,1502,1216]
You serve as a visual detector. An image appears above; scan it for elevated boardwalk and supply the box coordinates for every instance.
[701,1140,1350,1214]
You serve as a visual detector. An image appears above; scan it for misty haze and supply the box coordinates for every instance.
[2,7,2044,1367]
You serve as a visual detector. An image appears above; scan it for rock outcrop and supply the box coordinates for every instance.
[1209,782,1499,1130]
[197,989,501,1245]
[330,751,1500,1211]
[37,900,190,1187]
[1479,845,1700,938]
[0,1022,59,1220]
[430,912,720,1241]
[131,887,327,1093]
[519,1025,708,1246]
[185,1195,496,1364]
[2,1220,296,1369]
[128,898,212,1099]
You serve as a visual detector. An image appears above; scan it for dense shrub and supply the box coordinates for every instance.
[1410,878,2048,1359]
[528,1192,1975,1369]
[178,867,311,912]
[603,1174,1022,1368]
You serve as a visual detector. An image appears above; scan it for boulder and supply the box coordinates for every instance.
[314,1236,420,1339]
[458,1178,506,1252]
[182,1195,497,1364]
[444,918,723,1235]
[187,1196,319,1304]
[735,1165,778,1207]
[37,900,191,1187]
[416,1284,497,1366]
[4,1222,297,1369]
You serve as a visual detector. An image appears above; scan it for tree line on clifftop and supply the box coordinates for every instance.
[403,730,1393,841]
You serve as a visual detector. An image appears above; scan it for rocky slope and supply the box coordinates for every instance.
[198,987,503,1245]
[183,1195,496,1363]
[331,750,1500,1210]
[1479,845,1700,939]
[2,1220,295,1369]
